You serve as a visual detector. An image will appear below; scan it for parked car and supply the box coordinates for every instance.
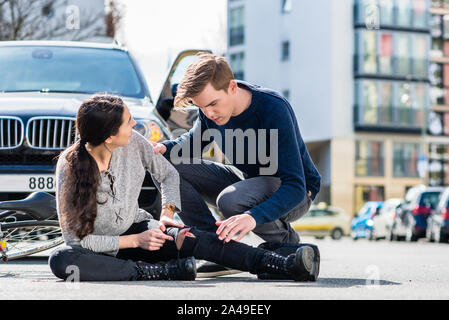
[372,198,402,240]
[351,201,384,240]
[390,185,425,241]
[0,41,203,218]
[426,186,449,243]
[291,202,351,240]
[391,186,444,242]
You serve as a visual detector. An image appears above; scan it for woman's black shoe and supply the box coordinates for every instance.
[135,256,196,280]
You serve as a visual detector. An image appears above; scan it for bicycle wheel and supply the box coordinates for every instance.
[0,220,63,262]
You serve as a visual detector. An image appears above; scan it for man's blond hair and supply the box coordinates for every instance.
[174,52,235,107]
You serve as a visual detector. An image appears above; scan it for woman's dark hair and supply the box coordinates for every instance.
[61,94,125,240]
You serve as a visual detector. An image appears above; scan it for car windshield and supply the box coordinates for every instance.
[420,192,441,209]
[0,46,145,98]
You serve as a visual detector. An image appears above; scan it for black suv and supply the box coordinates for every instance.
[0,41,203,218]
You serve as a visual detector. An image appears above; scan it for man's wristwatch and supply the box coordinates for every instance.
[162,203,177,213]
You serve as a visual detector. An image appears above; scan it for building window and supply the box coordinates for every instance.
[428,111,444,135]
[356,80,428,128]
[281,41,290,61]
[413,0,427,28]
[443,15,449,40]
[397,34,411,75]
[229,52,245,80]
[281,0,292,13]
[354,185,385,215]
[362,81,378,124]
[229,7,245,47]
[380,82,394,123]
[444,113,449,135]
[355,0,429,28]
[430,63,442,87]
[356,29,429,79]
[379,0,394,25]
[431,15,442,39]
[396,0,413,27]
[363,31,377,73]
[429,144,449,186]
[393,142,420,177]
[413,34,428,78]
[355,140,384,176]
[397,83,412,125]
[379,32,393,74]
[413,84,427,126]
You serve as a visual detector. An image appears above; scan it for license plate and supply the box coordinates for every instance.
[0,174,55,192]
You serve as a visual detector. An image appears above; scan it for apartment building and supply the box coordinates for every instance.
[226,0,449,215]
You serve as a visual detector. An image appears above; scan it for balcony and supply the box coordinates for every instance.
[354,2,430,32]
[431,0,449,14]
[354,55,429,81]
[354,106,425,133]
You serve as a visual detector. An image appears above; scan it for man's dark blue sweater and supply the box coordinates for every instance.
[162,81,321,225]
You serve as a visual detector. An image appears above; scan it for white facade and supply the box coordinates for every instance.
[227,0,354,143]
[226,0,355,205]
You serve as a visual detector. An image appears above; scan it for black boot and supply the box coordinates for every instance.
[256,245,319,281]
[257,242,320,281]
[135,257,196,280]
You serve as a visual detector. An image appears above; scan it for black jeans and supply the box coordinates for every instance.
[48,221,266,281]
[163,160,311,243]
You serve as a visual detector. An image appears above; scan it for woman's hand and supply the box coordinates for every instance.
[158,208,184,232]
[150,141,167,155]
[135,228,174,251]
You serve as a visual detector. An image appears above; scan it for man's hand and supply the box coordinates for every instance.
[150,141,167,155]
[215,213,256,243]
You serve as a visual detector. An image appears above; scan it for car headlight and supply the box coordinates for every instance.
[134,120,164,142]
[366,219,374,227]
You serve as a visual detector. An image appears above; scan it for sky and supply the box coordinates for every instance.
[118,0,227,101]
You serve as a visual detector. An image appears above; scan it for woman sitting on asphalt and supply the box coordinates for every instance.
[48,93,319,282]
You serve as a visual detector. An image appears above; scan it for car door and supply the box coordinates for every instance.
[155,49,212,137]
[155,49,225,163]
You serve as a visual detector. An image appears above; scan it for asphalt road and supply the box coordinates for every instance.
[1,234,449,300]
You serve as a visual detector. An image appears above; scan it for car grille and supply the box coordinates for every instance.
[0,117,24,150]
[26,117,77,150]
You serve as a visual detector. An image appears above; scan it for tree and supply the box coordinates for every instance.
[0,0,122,41]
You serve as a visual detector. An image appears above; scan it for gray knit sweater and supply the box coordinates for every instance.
[55,130,182,256]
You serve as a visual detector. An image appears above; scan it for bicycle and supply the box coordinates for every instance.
[0,192,63,262]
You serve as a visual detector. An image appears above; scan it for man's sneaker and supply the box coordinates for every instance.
[196,260,242,278]
[257,242,320,281]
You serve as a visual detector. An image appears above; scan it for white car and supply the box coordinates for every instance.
[372,198,402,240]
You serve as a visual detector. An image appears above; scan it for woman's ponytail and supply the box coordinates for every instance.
[60,95,124,240]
